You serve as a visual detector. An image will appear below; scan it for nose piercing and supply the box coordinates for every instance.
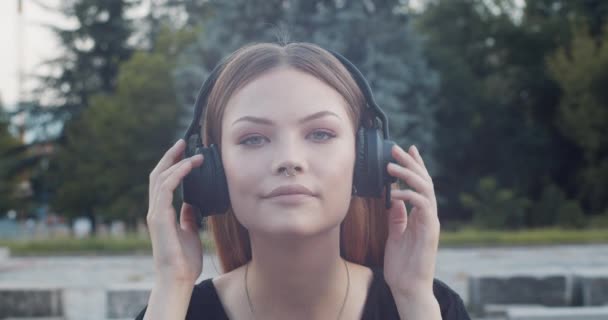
[282,166,297,177]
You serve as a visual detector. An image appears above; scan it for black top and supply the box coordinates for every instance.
[135,267,471,319]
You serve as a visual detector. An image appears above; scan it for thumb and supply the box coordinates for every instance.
[387,199,408,241]
[180,203,200,233]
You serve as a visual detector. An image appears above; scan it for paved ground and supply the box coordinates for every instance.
[1,244,607,319]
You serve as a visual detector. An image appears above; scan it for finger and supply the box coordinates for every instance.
[150,154,202,207]
[155,157,204,209]
[154,155,203,201]
[150,139,186,182]
[390,189,434,217]
[158,154,204,185]
[180,203,200,233]
[391,145,431,182]
[387,163,434,198]
[387,199,408,241]
[410,145,428,171]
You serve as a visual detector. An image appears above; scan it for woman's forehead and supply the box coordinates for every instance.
[222,68,351,126]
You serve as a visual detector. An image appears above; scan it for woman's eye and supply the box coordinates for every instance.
[308,130,336,141]
[238,130,335,146]
[240,135,267,146]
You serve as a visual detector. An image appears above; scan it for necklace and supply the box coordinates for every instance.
[244,258,350,320]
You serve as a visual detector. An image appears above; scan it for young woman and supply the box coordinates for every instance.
[137,42,470,320]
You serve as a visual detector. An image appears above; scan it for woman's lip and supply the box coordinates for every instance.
[263,184,316,198]
[267,193,313,198]
[265,193,315,204]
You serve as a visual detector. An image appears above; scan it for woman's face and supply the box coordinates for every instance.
[221,67,356,238]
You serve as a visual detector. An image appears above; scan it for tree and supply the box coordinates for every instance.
[28,0,137,136]
[14,0,140,230]
[547,22,608,214]
[415,0,579,224]
[49,27,194,229]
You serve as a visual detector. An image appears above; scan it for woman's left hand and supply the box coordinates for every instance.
[383,144,440,299]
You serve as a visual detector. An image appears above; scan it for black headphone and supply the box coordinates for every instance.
[182,48,398,217]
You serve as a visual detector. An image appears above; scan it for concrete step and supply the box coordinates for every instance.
[506,305,608,320]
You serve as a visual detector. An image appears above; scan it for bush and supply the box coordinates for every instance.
[587,210,608,229]
[528,184,566,227]
[556,200,587,229]
[460,176,530,230]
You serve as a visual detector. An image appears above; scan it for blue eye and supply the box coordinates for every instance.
[309,130,336,141]
[239,130,335,147]
[240,135,267,146]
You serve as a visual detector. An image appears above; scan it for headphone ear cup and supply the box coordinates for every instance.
[182,144,230,217]
[353,126,396,198]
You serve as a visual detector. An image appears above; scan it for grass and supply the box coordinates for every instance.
[440,227,608,247]
[1,228,608,255]
[0,234,215,256]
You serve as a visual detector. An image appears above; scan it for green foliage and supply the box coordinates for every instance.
[556,200,587,229]
[460,176,531,229]
[527,183,565,227]
[50,27,191,227]
[415,0,565,223]
[9,0,139,227]
[547,22,608,213]
[588,211,608,229]
[415,0,608,226]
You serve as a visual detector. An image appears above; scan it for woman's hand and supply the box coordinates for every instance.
[146,139,205,285]
[383,144,440,299]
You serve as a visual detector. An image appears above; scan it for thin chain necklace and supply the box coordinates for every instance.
[244,259,350,320]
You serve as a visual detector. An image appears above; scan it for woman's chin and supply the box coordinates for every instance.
[248,212,340,239]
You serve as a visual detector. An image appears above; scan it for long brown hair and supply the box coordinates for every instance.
[201,42,391,273]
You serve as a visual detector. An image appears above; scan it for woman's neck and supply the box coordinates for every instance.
[246,226,349,319]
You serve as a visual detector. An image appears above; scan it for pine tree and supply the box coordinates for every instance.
[34,0,137,129]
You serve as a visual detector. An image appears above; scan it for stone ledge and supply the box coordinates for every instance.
[105,285,151,319]
[0,286,63,319]
[506,305,608,320]
[468,272,573,314]
[578,271,608,306]
[484,304,544,317]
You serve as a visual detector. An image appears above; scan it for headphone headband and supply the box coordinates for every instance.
[183,47,390,145]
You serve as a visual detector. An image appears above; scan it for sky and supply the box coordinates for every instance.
[0,0,66,111]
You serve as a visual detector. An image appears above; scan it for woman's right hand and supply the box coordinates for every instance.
[146,139,205,285]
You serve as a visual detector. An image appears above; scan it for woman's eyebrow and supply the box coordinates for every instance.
[231,110,341,127]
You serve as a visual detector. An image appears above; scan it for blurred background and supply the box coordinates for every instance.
[1,0,608,319]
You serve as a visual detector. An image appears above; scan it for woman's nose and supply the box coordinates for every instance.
[272,136,306,176]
